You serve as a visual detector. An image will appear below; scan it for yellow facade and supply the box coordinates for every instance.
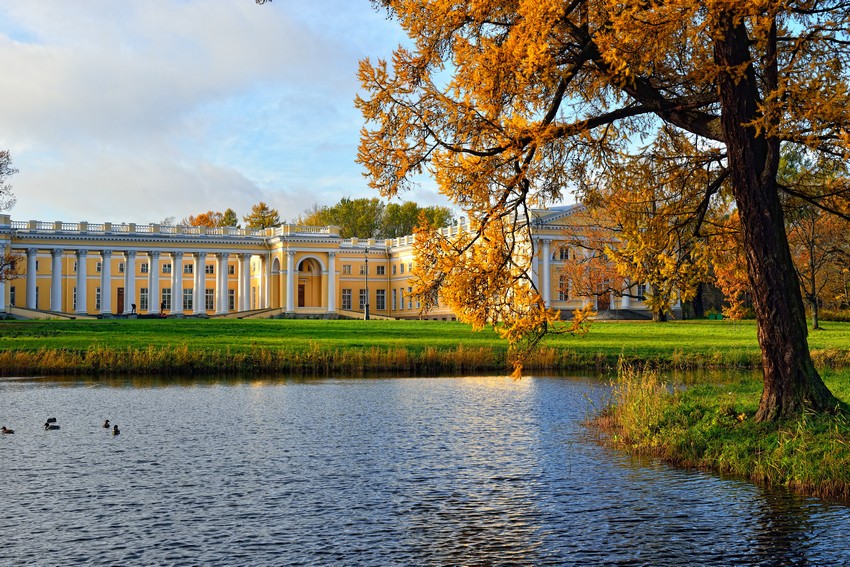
[0,207,649,319]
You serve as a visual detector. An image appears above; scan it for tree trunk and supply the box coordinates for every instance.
[693,283,705,319]
[715,16,838,422]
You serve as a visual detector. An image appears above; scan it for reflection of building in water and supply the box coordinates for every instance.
[0,205,652,319]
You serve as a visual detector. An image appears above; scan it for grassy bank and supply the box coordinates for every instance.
[593,364,850,501]
[0,318,849,375]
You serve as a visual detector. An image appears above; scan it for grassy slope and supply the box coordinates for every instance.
[0,318,847,374]
[596,364,850,501]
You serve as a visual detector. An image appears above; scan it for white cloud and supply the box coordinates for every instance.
[0,0,428,223]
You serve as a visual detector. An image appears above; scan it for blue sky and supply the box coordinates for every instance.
[0,1,447,224]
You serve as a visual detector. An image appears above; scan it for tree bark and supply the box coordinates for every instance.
[714,16,838,421]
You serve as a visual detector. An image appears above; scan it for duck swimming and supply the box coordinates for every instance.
[1,426,13,434]
[103,419,110,428]
[46,417,57,423]
[44,422,60,430]
[112,425,120,436]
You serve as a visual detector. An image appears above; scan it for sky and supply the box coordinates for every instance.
[0,1,447,224]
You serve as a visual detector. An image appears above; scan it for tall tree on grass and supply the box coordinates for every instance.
[0,150,20,283]
[357,0,850,421]
[781,150,850,330]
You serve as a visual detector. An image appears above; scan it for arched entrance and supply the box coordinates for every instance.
[271,257,281,309]
[297,258,323,308]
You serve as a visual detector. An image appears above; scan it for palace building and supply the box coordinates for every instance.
[0,205,650,320]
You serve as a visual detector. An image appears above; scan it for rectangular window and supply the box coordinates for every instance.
[392,265,397,275]
[36,287,40,309]
[399,288,405,310]
[252,287,257,309]
[408,263,413,273]
[96,261,102,273]
[161,287,172,311]
[342,289,352,310]
[376,289,386,311]
[228,265,235,275]
[376,265,385,276]
[400,263,405,274]
[10,286,15,307]
[636,283,647,300]
[205,264,215,275]
[118,262,125,273]
[73,261,77,272]
[95,287,101,310]
[140,262,149,274]
[205,289,214,311]
[558,275,569,301]
[182,289,193,311]
[408,287,413,309]
[392,289,397,310]
[228,289,235,311]
[343,265,352,275]
[162,263,172,274]
[559,246,570,261]
[183,263,193,274]
[35,260,39,272]
[359,265,366,275]
[359,289,367,310]
[140,287,149,311]
[72,287,76,310]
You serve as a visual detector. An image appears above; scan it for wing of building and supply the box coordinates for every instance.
[0,208,652,320]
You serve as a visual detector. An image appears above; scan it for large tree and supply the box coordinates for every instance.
[357,0,850,421]
[243,201,281,229]
[298,197,453,239]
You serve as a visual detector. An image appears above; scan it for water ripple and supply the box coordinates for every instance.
[1,375,849,565]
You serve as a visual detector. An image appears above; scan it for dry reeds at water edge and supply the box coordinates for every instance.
[0,343,507,376]
[591,360,850,502]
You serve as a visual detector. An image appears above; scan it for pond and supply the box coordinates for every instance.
[1,374,848,565]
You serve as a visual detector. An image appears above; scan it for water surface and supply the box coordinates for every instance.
[1,374,848,565]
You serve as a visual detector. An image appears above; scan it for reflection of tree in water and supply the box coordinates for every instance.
[748,487,814,564]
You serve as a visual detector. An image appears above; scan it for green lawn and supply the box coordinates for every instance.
[0,317,847,375]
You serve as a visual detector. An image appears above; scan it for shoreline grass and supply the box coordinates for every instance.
[0,318,849,376]
[590,363,850,502]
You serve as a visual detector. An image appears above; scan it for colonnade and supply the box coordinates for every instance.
[17,247,267,316]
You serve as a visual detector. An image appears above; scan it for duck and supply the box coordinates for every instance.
[112,425,120,436]
[44,422,60,430]
[103,419,110,429]
[1,426,13,434]
[46,417,57,423]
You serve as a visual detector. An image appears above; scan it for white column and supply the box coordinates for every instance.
[285,251,295,313]
[26,248,37,309]
[215,252,228,314]
[327,251,336,313]
[75,249,88,314]
[530,238,540,289]
[257,254,267,309]
[542,239,551,307]
[124,250,137,315]
[172,252,183,315]
[622,288,631,309]
[148,251,161,314]
[101,250,112,315]
[194,252,206,315]
[239,254,251,311]
[51,248,63,312]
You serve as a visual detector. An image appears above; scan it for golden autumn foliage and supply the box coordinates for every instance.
[358,0,850,418]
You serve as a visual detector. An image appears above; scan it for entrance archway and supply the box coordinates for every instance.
[297,258,323,308]
[271,257,281,309]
